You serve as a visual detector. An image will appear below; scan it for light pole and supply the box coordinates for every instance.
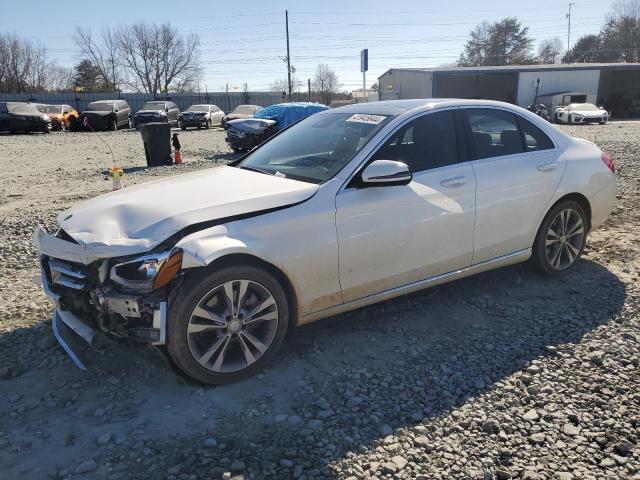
[566,3,575,53]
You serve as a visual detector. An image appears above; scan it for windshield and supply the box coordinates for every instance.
[142,102,166,110]
[186,105,209,112]
[232,105,257,115]
[87,102,115,111]
[41,105,63,114]
[7,102,41,115]
[237,112,391,184]
[569,103,599,111]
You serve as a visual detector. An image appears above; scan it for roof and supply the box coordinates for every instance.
[328,99,455,115]
[381,63,640,77]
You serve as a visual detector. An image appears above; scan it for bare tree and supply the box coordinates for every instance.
[113,22,201,93]
[73,27,120,91]
[0,33,48,93]
[271,76,301,96]
[537,37,564,64]
[312,64,340,106]
[46,64,73,92]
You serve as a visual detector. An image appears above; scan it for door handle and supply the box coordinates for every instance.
[537,162,558,172]
[440,176,467,188]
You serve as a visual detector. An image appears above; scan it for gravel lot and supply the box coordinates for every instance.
[0,123,638,480]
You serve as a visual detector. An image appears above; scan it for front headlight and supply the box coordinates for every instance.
[110,249,183,292]
[42,115,50,121]
[159,111,167,117]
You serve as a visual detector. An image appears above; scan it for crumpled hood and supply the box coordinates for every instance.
[58,166,318,256]
[227,118,276,132]
[224,113,253,121]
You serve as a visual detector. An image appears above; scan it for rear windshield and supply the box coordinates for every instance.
[41,105,63,114]
[87,102,115,111]
[7,102,41,114]
[232,105,257,115]
[142,102,166,110]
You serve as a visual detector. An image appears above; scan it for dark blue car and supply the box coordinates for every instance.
[226,102,329,152]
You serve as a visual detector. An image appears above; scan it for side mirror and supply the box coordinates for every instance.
[113,108,119,113]
[361,160,412,186]
[165,107,169,112]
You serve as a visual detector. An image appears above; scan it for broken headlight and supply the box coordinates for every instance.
[110,249,183,293]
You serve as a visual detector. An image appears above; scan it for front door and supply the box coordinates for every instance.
[463,108,566,263]
[336,109,477,302]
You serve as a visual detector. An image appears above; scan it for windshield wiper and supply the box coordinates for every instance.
[240,165,273,176]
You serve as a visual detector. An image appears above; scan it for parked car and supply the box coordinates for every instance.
[0,102,52,133]
[75,100,132,131]
[226,102,328,152]
[134,101,180,129]
[37,104,78,131]
[179,104,225,130]
[222,104,263,129]
[556,103,609,125]
[35,99,617,384]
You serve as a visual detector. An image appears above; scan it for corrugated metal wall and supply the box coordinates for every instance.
[378,70,433,100]
[517,70,601,106]
[0,91,284,113]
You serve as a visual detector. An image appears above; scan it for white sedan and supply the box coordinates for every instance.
[34,99,617,384]
[556,103,609,125]
[179,104,225,129]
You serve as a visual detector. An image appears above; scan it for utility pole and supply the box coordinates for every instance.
[285,10,292,101]
[566,3,575,53]
[308,78,311,102]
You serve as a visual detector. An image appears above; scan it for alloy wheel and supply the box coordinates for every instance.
[545,208,584,270]
[187,279,279,373]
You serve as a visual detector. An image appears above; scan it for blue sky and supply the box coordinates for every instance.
[3,0,612,93]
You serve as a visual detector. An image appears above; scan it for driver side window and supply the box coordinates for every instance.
[371,111,459,173]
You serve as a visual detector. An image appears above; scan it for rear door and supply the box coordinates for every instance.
[462,107,565,264]
[335,109,477,302]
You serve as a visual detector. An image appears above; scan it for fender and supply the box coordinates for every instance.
[176,224,258,268]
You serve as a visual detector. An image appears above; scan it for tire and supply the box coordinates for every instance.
[128,117,133,129]
[232,147,242,154]
[530,200,587,276]
[167,264,290,384]
[205,119,210,129]
[567,116,572,125]
[111,119,118,131]
[181,125,187,131]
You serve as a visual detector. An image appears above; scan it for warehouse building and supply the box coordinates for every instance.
[378,63,640,117]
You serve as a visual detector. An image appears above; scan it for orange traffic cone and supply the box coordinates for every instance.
[172,133,182,164]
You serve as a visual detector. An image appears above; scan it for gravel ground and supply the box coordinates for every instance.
[0,123,638,480]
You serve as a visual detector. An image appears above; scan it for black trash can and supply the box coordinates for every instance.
[140,123,172,166]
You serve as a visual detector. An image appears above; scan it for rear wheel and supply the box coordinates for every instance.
[167,265,289,384]
[530,200,587,276]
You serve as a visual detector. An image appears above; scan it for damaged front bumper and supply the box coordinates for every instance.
[34,225,169,370]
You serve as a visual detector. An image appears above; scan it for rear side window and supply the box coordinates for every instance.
[371,110,459,173]
[467,109,524,159]
[518,117,554,151]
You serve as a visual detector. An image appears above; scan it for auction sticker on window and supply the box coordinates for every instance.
[346,114,386,125]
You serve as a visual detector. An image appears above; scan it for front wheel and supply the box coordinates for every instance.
[530,200,587,276]
[111,119,118,131]
[167,265,289,384]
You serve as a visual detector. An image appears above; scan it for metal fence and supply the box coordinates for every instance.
[0,91,285,113]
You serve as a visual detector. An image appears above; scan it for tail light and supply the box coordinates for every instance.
[601,153,615,173]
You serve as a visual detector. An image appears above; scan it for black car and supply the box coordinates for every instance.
[0,102,52,133]
[134,101,180,129]
[75,100,132,131]
[225,102,329,152]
